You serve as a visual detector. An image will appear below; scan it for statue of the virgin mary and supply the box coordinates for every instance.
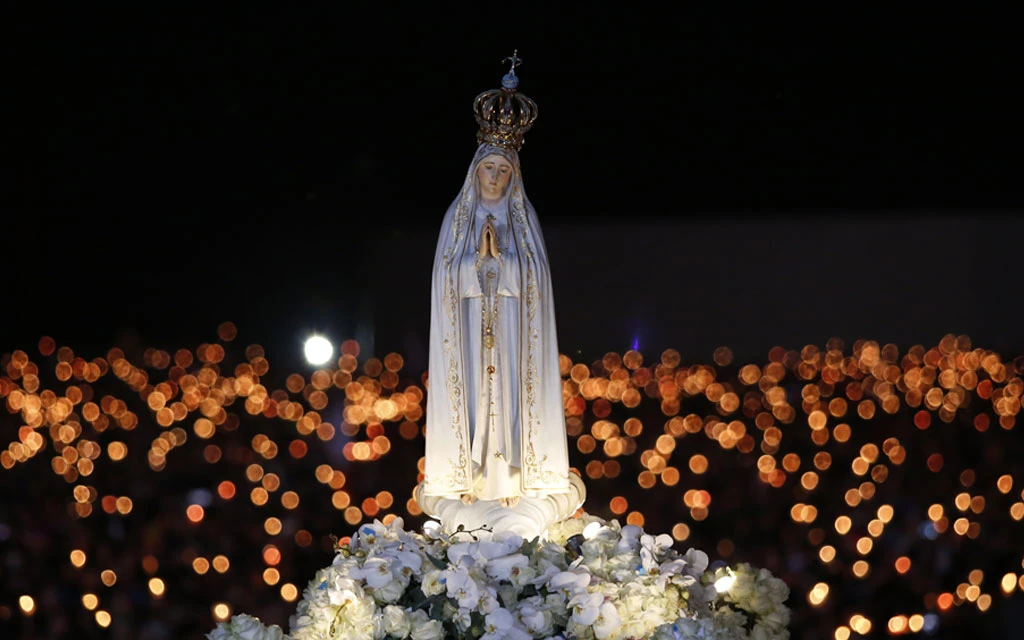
[421,57,572,510]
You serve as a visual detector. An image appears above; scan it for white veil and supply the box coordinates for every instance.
[423,143,570,497]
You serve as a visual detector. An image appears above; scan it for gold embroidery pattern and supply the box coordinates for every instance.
[439,196,472,491]
[511,191,548,489]
[452,191,470,242]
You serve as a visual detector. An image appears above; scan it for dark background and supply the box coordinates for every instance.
[6,6,1023,366]
[3,5,1024,639]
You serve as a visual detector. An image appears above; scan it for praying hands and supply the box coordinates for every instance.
[480,221,500,258]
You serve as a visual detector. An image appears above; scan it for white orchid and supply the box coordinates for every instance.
[529,560,561,589]
[592,600,621,640]
[207,614,287,640]
[681,548,709,575]
[486,552,530,583]
[450,607,473,633]
[639,533,675,571]
[548,568,591,600]
[516,597,555,637]
[481,607,515,640]
[567,591,604,626]
[355,556,395,588]
[616,524,643,555]
[218,514,790,640]
[443,565,482,608]
[479,587,503,614]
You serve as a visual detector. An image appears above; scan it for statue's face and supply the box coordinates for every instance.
[476,154,514,201]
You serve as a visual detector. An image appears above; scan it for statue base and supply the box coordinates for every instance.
[413,474,587,540]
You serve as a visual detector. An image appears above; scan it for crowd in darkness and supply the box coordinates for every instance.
[2,343,1024,639]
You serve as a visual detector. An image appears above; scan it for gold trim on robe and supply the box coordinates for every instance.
[423,144,570,498]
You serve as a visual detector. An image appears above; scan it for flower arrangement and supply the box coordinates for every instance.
[208,515,789,640]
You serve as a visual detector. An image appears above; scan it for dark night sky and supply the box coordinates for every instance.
[6,6,1023,370]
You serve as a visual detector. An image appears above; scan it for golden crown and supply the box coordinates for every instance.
[473,51,538,151]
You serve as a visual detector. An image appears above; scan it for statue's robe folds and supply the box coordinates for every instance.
[422,143,570,500]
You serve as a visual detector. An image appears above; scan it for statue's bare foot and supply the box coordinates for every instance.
[460,493,477,505]
[499,496,520,508]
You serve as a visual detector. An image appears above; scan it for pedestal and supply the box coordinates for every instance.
[413,474,587,540]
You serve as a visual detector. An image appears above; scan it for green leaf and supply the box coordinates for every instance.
[402,586,427,609]
[467,611,486,639]
[427,553,449,570]
[520,536,540,558]
[429,597,447,620]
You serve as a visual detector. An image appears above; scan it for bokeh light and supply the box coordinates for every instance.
[2,329,1023,638]
[303,336,334,366]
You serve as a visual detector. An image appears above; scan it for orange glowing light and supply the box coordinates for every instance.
[217,481,236,500]
[609,496,628,514]
[895,556,911,574]
[262,545,281,566]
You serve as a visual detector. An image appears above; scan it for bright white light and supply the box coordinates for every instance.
[582,522,603,540]
[303,336,334,366]
[713,573,736,594]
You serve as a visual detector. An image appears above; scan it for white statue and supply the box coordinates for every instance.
[416,55,584,537]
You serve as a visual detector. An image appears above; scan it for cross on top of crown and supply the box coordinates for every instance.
[503,50,522,75]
